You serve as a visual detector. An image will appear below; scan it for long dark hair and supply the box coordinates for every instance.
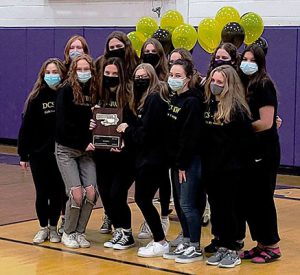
[98,57,132,108]
[240,44,270,98]
[24,58,66,112]
[140,38,169,81]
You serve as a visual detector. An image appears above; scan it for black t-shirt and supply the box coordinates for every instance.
[248,78,279,145]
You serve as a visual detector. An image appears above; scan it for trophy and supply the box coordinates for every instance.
[92,107,123,149]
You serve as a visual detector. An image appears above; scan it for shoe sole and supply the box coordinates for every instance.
[62,242,79,249]
[163,254,181,260]
[49,239,61,243]
[137,252,164,258]
[219,259,241,268]
[104,243,114,248]
[206,260,221,266]
[113,243,135,250]
[79,244,90,248]
[137,235,152,239]
[175,256,203,263]
[100,230,112,234]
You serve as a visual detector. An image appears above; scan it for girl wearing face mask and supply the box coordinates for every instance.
[239,45,282,264]
[90,57,136,249]
[117,63,170,257]
[140,38,169,81]
[206,43,240,80]
[203,65,253,268]
[18,58,66,245]
[55,54,98,249]
[162,59,206,264]
[95,31,139,79]
[63,35,90,71]
[137,38,172,240]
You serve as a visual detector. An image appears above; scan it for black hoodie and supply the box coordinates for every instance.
[166,87,205,170]
[18,87,57,161]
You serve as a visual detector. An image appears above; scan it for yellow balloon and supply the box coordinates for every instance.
[215,6,240,29]
[198,37,215,54]
[160,10,184,34]
[127,31,146,57]
[198,18,221,53]
[136,17,158,39]
[240,12,264,45]
[172,24,197,51]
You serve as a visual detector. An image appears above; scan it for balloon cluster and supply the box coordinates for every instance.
[198,6,266,53]
[128,10,197,56]
[128,7,267,56]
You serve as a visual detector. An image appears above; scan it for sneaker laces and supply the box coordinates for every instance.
[215,247,228,258]
[35,229,48,239]
[174,243,188,253]
[117,234,130,245]
[110,229,122,243]
[68,233,77,241]
[144,240,154,248]
[77,233,87,242]
[223,250,237,260]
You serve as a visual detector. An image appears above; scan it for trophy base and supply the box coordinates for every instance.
[93,135,121,149]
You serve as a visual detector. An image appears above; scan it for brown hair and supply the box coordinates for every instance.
[24,58,66,112]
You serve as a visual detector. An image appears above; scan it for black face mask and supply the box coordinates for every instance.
[134,79,150,100]
[212,59,232,69]
[103,75,119,88]
[143,53,160,67]
[106,48,125,59]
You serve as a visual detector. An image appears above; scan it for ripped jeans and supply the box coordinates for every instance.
[55,143,98,234]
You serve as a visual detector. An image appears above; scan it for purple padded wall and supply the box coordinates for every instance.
[295,29,300,167]
[263,28,298,166]
[0,29,27,140]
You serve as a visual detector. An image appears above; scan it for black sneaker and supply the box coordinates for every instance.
[113,229,135,250]
[204,238,220,254]
[104,228,122,248]
[175,246,203,263]
[100,215,112,234]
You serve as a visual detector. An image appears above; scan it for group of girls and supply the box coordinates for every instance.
[18,30,281,268]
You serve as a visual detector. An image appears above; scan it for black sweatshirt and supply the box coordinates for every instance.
[55,83,93,151]
[18,87,57,161]
[203,99,254,173]
[123,92,169,169]
[166,88,205,170]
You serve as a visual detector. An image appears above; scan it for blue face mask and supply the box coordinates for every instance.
[69,50,82,60]
[240,61,258,75]
[44,74,61,89]
[168,77,186,92]
[77,71,92,83]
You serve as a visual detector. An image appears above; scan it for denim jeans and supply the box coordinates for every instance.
[55,143,97,234]
[171,155,205,244]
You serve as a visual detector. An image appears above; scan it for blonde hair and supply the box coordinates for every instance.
[129,63,169,116]
[65,54,97,105]
[204,65,251,123]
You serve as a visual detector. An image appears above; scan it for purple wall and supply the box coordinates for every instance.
[0,26,299,167]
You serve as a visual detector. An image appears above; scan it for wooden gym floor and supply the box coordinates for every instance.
[0,145,300,274]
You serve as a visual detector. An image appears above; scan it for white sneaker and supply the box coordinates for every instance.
[138,221,152,239]
[62,232,79,248]
[33,227,48,244]
[49,226,61,243]
[161,217,170,237]
[76,233,90,248]
[138,241,169,257]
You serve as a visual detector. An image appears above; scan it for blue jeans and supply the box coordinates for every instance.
[171,155,205,244]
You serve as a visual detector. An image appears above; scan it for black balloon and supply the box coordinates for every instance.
[252,36,268,55]
[152,28,173,55]
[221,22,245,49]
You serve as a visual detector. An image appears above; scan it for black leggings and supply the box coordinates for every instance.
[135,165,168,242]
[159,169,171,216]
[30,153,65,227]
[95,151,135,229]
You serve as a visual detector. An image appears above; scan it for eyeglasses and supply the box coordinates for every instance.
[134,75,149,80]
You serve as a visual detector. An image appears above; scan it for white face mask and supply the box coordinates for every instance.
[168,77,186,91]
[240,61,258,75]
[77,71,91,83]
